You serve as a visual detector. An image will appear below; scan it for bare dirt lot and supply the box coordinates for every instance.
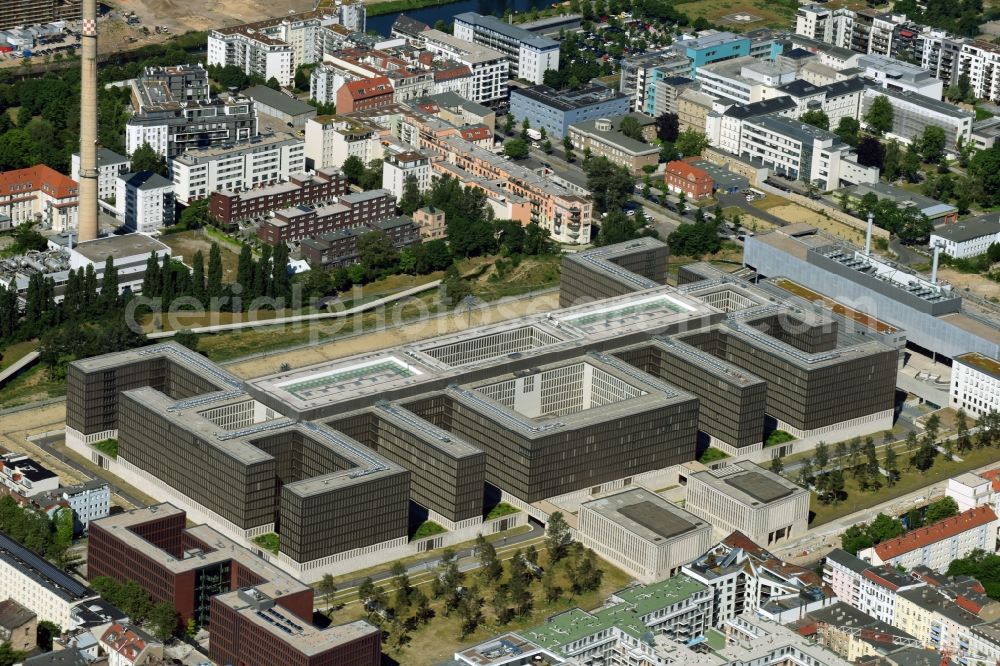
[107,0,315,35]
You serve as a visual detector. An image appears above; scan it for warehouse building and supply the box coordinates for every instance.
[685,461,810,546]
[579,488,714,583]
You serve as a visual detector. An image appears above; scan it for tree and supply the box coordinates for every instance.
[901,142,922,183]
[391,561,413,611]
[0,643,25,666]
[318,574,338,613]
[206,243,223,301]
[504,139,530,159]
[476,535,502,584]
[179,198,210,230]
[919,125,947,163]
[926,497,959,524]
[190,250,205,303]
[99,256,118,310]
[667,220,721,258]
[800,109,829,131]
[770,457,784,475]
[824,469,845,504]
[956,409,972,452]
[148,602,178,641]
[969,147,1000,206]
[342,155,365,184]
[841,524,874,555]
[675,129,708,157]
[856,136,886,170]
[542,567,562,604]
[911,437,937,471]
[503,115,515,136]
[815,441,830,469]
[883,445,899,486]
[440,264,471,306]
[130,142,166,176]
[868,513,904,543]
[835,117,861,147]
[619,115,645,141]
[562,135,575,161]
[398,175,423,216]
[357,231,399,277]
[546,512,572,563]
[584,156,635,213]
[656,112,680,142]
[12,222,47,253]
[507,553,533,616]
[358,577,376,608]
[865,95,894,135]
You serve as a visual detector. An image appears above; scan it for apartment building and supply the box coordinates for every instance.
[0,164,78,233]
[739,114,878,190]
[775,78,865,129]
[382,151,432,202]
[126,65,257,159]
[420,30,509,105]
[579,488,714,584]
[116,172,174,235]
[678,88,718,133]
[858,506,998,571]
[303,115,380,170]
[685,461,810,547]
[258,189,396,244]
[510,83,630,138]
[0,533,97,628]
[620,51,691,112]
[299,217,421,270]
[413,205,446,240]
[169,132,305,205]
[930,214,1000,259]
[950,353,1000,419]
[861,86,973,151]
[453,12,559,85]
[71,148,129,202]
[33,480,111,535]
[336,76,394,113]
[209,168,349,226]
[857,566,923,625]
[895,585,984,652]
[823,548,871,608]
[706,96,798,155]
[0,453,57,497]
[0,0,80,30]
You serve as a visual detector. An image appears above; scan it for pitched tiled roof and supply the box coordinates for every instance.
[343,76,393,100]
[979,469,1000,492]
[0,165,78,200]
[666,159,711,182]
[874,506,997,561]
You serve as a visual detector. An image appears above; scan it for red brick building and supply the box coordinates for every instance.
[335,76,394,114]
[209,168,349,227]
[257,189,395,244]
[664,159,714,200]
[87,504,380,666]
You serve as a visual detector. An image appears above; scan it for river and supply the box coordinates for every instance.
[367,0,560,36]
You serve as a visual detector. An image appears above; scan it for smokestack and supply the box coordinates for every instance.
[931,242,942,284]
[864,212,874,256]
[77,0,99,242]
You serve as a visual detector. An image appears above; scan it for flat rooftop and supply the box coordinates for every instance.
[70,234,169,264]
[583,488,708,543]
[768,278,899,334]
[0,532,93,604]
[90,504,307,599]
[957,352,1000,381]
[694,461,805,507]
[511,83,626,112]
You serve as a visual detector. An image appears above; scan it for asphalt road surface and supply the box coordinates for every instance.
[33,433,147,509]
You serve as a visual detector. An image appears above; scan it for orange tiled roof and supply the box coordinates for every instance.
[0,165,78,200]
[665,159,711,183]
[874,506,997,561]
[979,469,1000,492]
[343,76,393,100]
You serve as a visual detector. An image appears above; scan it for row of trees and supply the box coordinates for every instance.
[841,497,960,555]
[0,496,73,565]
[90,576,180,642]
[838,189,935,244]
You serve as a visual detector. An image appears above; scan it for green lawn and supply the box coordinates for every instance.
[0,340,38,372]
[698,447,729,464]
[0,364,65,408]
[486,503,520,520]
[253,533,280,554]
[674,0,797,30]
[809,445,1000,526]
[92,438,118,459]
[412,521,447,541]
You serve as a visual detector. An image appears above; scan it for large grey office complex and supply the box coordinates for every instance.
[66,238,899,580]
[744,225,1000,359]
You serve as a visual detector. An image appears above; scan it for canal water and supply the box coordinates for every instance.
[367,0,560,35]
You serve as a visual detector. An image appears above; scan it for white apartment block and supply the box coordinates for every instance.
[739,114,878,190]
[382,151,432,202]
[698,56,797,104]
[0,454,58,498]
[453,12,559,85]
[930,215,1000,259]
[169,133,305,205]
[304,115,379,170]
[947,473,994,514]
[862,87,973,152]
[0,532,98,628]
[684,461,810,547]
[950,353,1000,419]
[72,148,129,202]
[796,6,835,43]
[578,489,714,584]
[959,40,1000,104]
[116,172,174,235]
[310,63,357,106]
[777,78,865,129]
[207,13,325,88]
[56,481,111,533]
[421,29,509,105]
[858,505,997,572]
